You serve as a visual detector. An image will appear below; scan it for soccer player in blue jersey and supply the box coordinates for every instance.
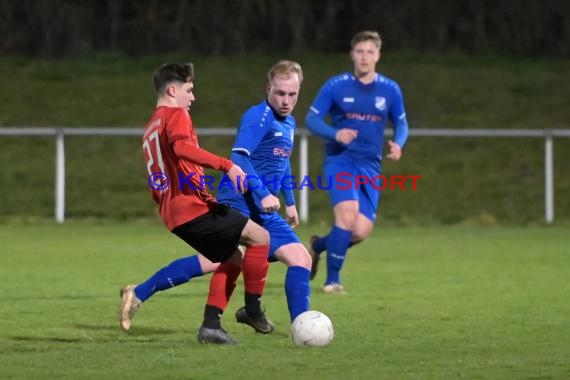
[207,60,312,331]
[119,61,311,343]
[305,31,410,294]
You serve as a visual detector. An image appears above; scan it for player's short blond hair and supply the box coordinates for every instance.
[350,31,382,51]
[267,60,303,84]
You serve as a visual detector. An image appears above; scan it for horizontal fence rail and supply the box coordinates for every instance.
[1,127,569,224]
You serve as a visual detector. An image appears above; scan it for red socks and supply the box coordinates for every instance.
[206,262,241,310]
[241,245,269,295]
[205,244,269,315]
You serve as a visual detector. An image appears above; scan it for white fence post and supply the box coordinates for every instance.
[55,129,65,224]
[545,132,554,224]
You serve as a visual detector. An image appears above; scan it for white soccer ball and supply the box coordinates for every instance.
[290,310,334,347]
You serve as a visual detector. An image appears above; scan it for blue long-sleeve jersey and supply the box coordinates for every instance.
[305,72,409,164]
[217,100,296,214]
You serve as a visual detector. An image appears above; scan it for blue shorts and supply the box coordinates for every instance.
[257,213,300,261]
[223,199,300,260]
[323,155,382,222]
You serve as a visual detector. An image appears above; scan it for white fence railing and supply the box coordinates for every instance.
[1,127,569,224]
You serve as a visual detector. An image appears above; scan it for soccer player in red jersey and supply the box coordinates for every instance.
[118,62,271,344]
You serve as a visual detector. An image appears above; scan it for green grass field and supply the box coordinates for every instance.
[1,223,568,379]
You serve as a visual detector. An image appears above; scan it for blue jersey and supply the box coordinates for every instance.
[217,100,296,214]
[307,72,408,164]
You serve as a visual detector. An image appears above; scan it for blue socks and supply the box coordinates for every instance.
[324,225,352,285]
[313,234,357,255]
[312,235,328,255]
[134,255,204,302]
[285,266,311,321]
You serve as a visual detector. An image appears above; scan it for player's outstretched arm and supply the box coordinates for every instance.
[173,138,233,171]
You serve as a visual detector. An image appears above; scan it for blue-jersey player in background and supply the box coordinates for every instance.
[306,31,410,294]
[205,60,313,333]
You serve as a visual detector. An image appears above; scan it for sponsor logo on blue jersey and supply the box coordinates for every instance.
[345,112,382,122]
[273,147,292,157]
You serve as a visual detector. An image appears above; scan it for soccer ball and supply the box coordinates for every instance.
[290,310,334,347]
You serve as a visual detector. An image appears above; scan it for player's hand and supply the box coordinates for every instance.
[227,164,248,193]
[285,205,299,228]
[385,140,402,161]
[260,194,280,213]
[335,128,358,144]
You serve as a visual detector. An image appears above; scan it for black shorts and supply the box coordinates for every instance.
[172,203,248,263]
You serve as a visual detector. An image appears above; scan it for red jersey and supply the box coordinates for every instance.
[142,106,233,230]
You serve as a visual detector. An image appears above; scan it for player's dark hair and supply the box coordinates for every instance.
[350,31,382,51]
[152,63,194,94]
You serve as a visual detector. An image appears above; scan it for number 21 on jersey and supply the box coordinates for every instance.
[143,130,166,176]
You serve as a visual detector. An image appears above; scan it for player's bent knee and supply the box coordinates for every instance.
[351,219,373,242]
[242,220,270,246]
[275,244,312,269]
[199,260,220,273]
[351,230,369,243]
[335,212,359,230]
[333,202,360,229]
[290,252,311,269]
